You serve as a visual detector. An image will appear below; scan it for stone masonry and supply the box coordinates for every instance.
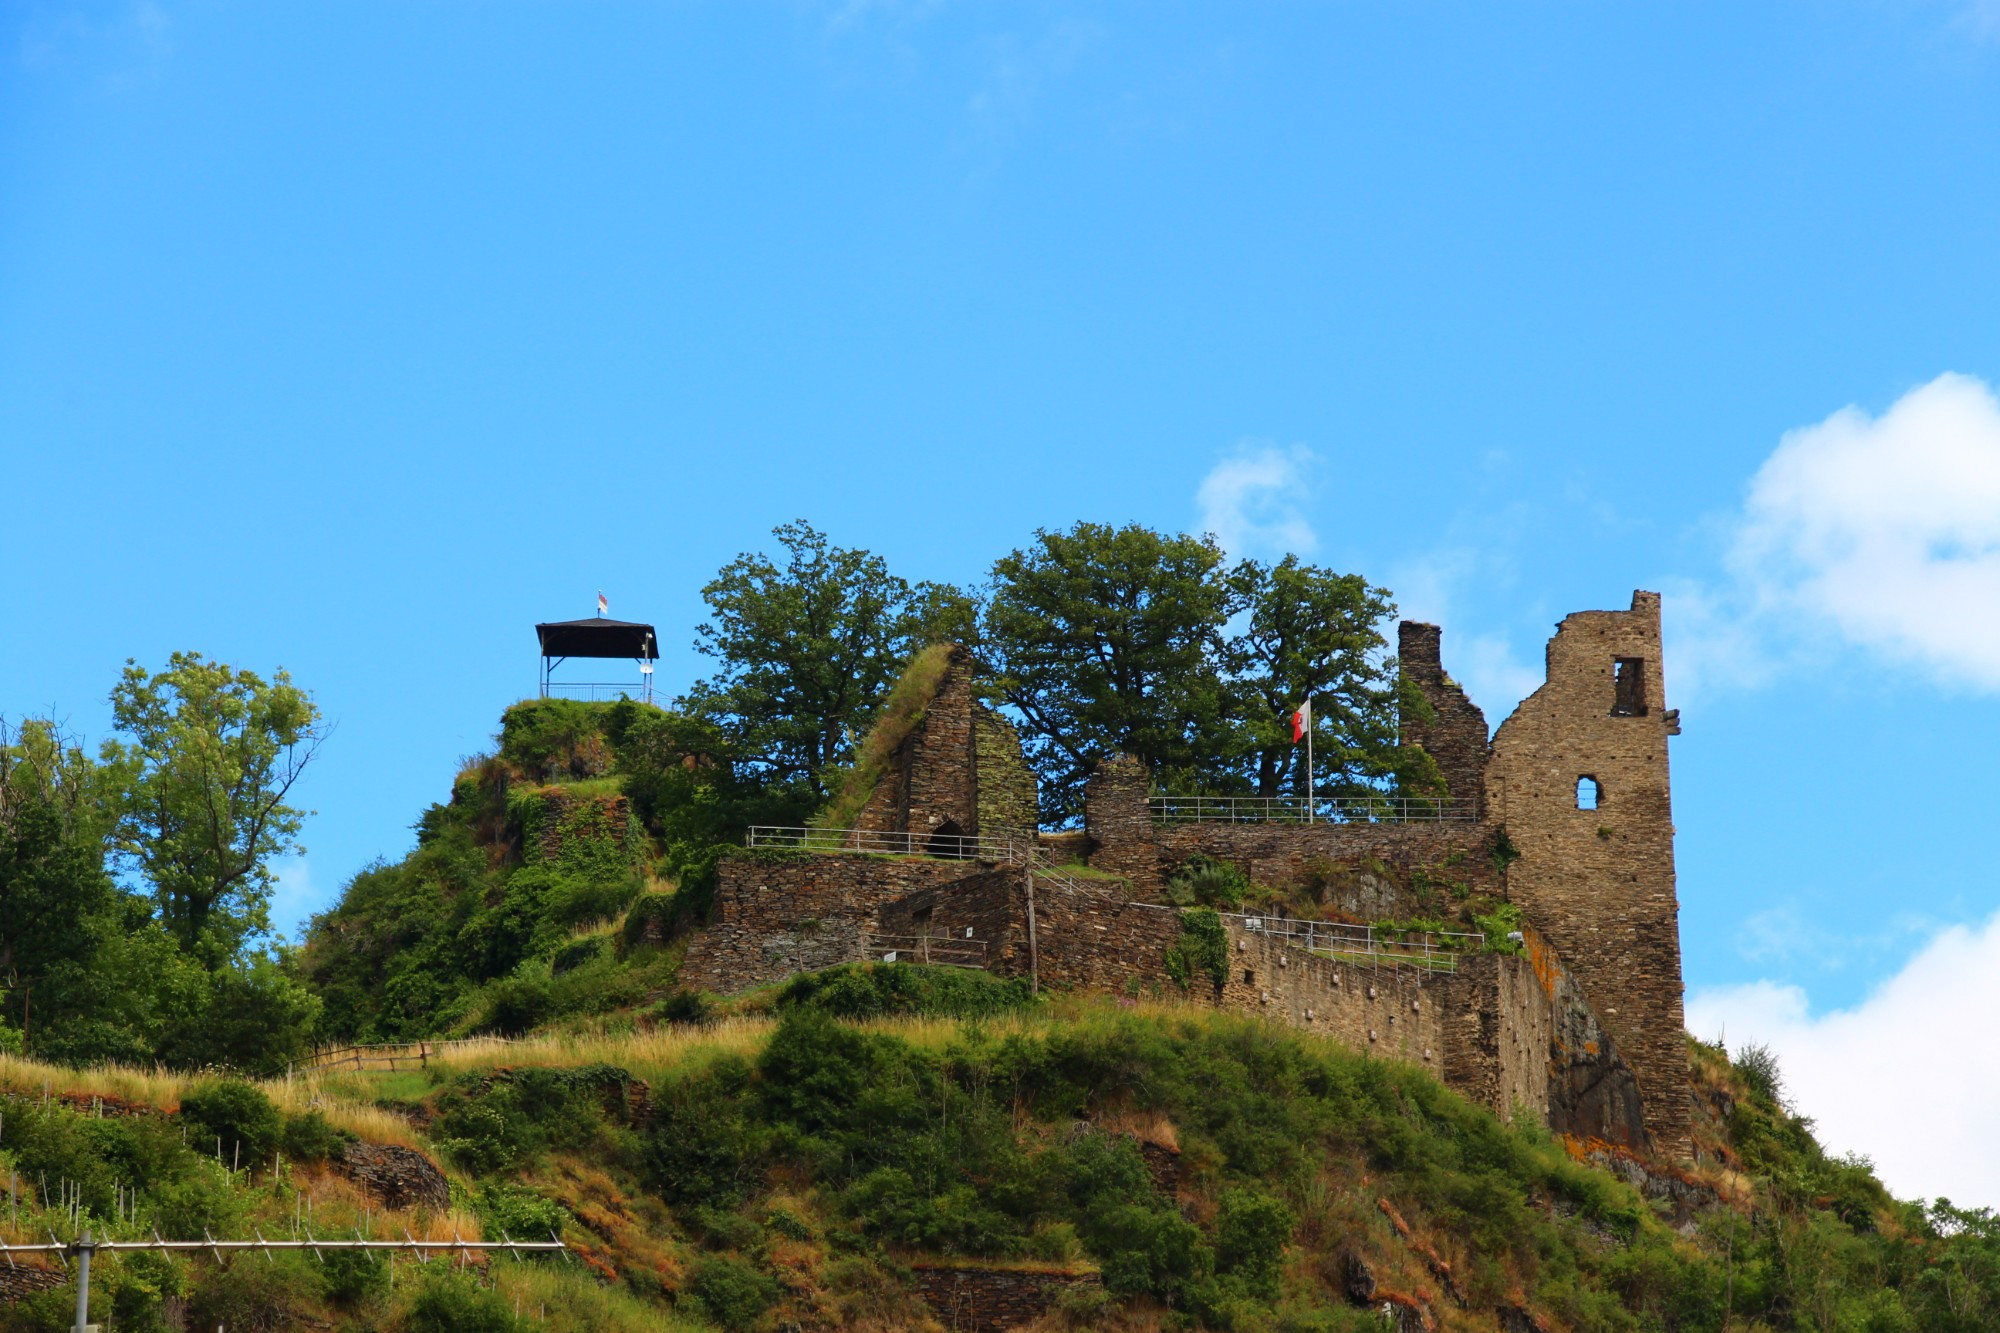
[1484,592,1689,1157]
[856,645,1037,847]
[1398,620,1492,816]
[689,595,1690,1159]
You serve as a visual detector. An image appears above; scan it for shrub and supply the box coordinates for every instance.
[403,1269,529,1333]
[653,988,715,1026]
[1165,908,1229,993]
[618,892,683,952]
[686,1255,781,1332]
[776,962,1035,1020]
[183,1254,324,1331]
[476,1183,569,1244]
[1165,854,1248,910]
[179,1081,282,1169]
[550,933,606,975]
[278,1110,347,1163]
[479,971,555,1036]
[321,1247,387,1306]
[1738,1043,1785,1109]
[1215,1188,1295,1296]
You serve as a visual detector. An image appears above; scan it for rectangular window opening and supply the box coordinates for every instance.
[1612,657,1648,717]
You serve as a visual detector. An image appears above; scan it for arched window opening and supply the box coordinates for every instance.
[928,819,969,859]
[1576,776,1601,811]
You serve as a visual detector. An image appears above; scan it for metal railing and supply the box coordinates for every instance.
[1139,904,1482,971]
[1235,912,1482,971]
[860,932,988,969]
[1148,793,1476,825]
[744,826,1092,894]
[747,825,1024,862]
[539,681,655,704]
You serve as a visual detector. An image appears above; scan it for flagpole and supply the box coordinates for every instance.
[1305,696,1313,824]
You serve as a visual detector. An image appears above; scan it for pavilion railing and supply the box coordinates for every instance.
[539,682,655,704]
[1148,794,1475,825]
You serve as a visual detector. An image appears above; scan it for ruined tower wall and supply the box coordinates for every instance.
[1398,622,1492,814]
[1485,591,1689,1157]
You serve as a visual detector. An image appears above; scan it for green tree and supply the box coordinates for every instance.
[982,522,1234,821]
[1222,556,1439,799]
[685,520,974,799]
[104,653,324,966]
[0,719,122,1048]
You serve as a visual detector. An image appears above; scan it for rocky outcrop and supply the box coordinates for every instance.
[908,1264,1100,1331]
[336,1142,451,1211]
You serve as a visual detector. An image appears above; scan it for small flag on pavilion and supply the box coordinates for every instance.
[1291,698,1311,743]
[597,591,609,616]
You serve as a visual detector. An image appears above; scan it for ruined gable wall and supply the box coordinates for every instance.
[903,649,980,838]
[1398,622,1492,814]
[1485,591,1689,1157]
[974,709,1039,840]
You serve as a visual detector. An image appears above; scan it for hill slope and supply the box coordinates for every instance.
[0,980,1989,1332]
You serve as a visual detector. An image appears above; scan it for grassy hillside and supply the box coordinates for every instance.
[0,978,1988,1332]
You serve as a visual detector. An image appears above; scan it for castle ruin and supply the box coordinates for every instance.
[683,593,1690,1159]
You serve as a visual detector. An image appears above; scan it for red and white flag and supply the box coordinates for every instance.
[597,591,609,616]
[1291,698,1311,743]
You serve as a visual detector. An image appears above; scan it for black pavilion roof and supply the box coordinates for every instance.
[535,617,659,660]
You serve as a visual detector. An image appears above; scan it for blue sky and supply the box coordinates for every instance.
[8,1,2000,1198]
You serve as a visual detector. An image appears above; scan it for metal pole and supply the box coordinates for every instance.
[72,1228,91,1332]
[1305,697,1314,823]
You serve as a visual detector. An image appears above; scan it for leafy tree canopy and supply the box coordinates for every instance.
[103,652,324,965]
[684,520,975,799]
[982,524,1433,821]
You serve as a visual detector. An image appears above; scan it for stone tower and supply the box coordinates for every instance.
[1485,591,1689,1157]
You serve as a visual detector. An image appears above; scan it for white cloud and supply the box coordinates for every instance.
[1195,444,1319,559]
[1726,372,2000,690]
[1687,909,2000,1207]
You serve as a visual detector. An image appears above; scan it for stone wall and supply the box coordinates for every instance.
[1029,877,1181,993]
[1398,621,1492,815]
[875,870,1031,975]
[1486,591,1689,1157]
[1212,917,1446,1069]
[974,709,1039,840]
[1146,821,1496,908]
[683,851,1005,993]
[909,1264,1101,1331]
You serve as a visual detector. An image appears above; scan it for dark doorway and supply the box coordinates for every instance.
[928,820,969,859]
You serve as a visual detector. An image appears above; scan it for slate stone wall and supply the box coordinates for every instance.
[683,852,1002,993]
[1398,621,1493,815]
[1485,591,1689,1157]
[909,1265,1102,1331]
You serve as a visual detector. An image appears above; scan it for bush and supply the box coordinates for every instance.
[653,988,715,1026]
[1215,1188,1295,1296]
[550,934,606,975]
[179,1081,282,1169]
[321,1247,387,1306]
[776,962,1035,1020]
[476,1183,569,1244]
[619,891,683,953]
[686,1255,781,1331]
[403,1269,529,1333]
[1738,1043,1785,1109]
[1165,907,1229,993]
[1165,854,1248,909]
[480,971,555,1036]
[279,1110,347,1163]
